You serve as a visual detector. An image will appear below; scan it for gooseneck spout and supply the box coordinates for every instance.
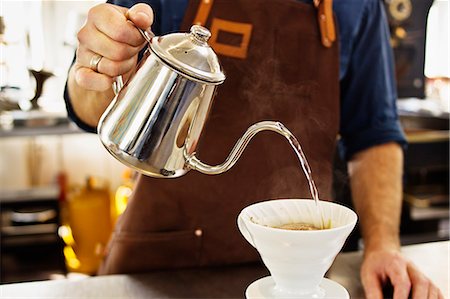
[186,121,293,175]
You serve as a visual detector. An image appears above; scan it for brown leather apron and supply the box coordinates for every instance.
[99,0,339,275]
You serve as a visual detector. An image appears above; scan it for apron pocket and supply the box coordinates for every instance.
[100,229,203,274]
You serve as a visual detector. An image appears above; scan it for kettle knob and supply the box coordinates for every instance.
[190,25,211,44]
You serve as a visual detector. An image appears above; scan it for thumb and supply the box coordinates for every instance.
[126,3,154,30]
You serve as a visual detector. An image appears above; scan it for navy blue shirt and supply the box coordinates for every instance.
[65,0,406,161]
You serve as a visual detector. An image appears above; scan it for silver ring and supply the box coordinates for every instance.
[89,53,103,73]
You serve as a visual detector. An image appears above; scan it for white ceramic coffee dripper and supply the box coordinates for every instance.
[238,199,357,299]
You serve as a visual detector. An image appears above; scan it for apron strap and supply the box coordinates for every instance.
[193,0,214,26]
[314,0,336,47]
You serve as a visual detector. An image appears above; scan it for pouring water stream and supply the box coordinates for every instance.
[188,121,326,229]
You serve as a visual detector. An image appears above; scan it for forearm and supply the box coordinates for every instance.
[67,65,115,128]
[347,142,404,253]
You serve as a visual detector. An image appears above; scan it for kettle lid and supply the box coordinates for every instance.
[150,25,225,84]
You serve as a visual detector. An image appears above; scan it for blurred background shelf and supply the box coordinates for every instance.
[0,110,83,138]
[0,122,83,138]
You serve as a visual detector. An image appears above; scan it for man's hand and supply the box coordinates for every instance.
[75,3,153,91]
[67,3,153,127]
[347,142,444,299]
[361,248,444,299]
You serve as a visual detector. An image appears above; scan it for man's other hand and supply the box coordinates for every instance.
[361,248,444,299]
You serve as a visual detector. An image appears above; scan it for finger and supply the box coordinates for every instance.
[361,271,384,299]
[427,284,440,299]
[89,4,144,47]
[435,286,445,299]
[77,46,138,77]
[387,264,411,299]
[74,64,114,91]
[407,264,430,299]
[126,3,154,30]
[97,54,138,78]
[77,25,141,61]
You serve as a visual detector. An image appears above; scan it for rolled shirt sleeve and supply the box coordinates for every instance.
[335,0,407,161]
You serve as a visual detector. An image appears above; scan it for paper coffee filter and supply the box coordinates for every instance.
[242,199,357,230]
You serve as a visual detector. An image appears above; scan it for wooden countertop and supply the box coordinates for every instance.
[1,241,448,298]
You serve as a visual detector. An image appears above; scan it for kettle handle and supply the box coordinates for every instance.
[112,24,155,95]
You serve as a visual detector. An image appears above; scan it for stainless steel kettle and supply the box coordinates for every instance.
[98,25,291,178]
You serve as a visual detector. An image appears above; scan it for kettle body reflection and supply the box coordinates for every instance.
[98,25,290,178]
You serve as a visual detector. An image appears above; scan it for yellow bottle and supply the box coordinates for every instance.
[66,177,112,274]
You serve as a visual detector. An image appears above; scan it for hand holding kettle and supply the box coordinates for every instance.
[67,3,154,127]
[71,2,291,179]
